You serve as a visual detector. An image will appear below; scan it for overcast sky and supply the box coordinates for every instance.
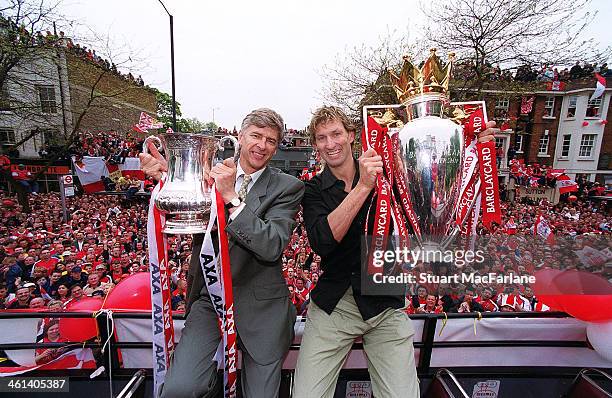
[57,0,612,130]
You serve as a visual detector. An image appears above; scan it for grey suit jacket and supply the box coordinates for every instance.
[186,166,304,365]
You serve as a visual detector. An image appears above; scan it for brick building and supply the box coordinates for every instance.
[468,78,611,184]
[0,39,156,191]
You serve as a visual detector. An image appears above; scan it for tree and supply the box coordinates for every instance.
[320,1,609,115]
[203,121,217,131]
[181,117,207,133]
[151,88,214,133]
[0,0,151,212]
[420,0,611,98]
[151,87,182,129]
[319,31,428,117]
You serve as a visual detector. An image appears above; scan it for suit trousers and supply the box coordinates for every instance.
[293,287,420,398]
[160,289,283,398]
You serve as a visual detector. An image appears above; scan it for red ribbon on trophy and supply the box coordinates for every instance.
[362,117,418,274]
[215,190,238,397]
[147,179,176,397]
[476,140,502,230]
[456,105,502,236]
[362,118,392,275]
[199,187,238,398]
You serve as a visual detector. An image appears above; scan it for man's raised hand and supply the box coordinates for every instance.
[478,121,499,143]
[139,140,168,181]
[357,148,383,190]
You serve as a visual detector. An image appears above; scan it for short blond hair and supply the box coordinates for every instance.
[308,106,357,144]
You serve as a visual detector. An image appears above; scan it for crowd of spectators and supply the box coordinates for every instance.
[279,175,611,317]
[1,16,145,87]
[71,131,143,161]
[0,160,610,322]
[454,60,611,83]
[0,188,199,312]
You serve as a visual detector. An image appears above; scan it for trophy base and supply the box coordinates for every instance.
[162,214,209,235]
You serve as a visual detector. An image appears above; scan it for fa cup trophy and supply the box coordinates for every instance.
[144,131,238,234]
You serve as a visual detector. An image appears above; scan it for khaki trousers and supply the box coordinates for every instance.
[293,287,420,398]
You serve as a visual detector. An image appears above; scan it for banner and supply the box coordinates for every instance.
[0,317,96,377]
[520,96,535,114]
[106,158,145,181]
[72,156,108,193]
[72,156,142,193]
[518,186,558,204]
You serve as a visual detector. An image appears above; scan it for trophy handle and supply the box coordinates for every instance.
[216,135,239,163]
[143,135,163,155]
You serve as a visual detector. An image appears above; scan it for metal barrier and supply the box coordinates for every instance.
[0,310,589,377]
[116,369,147,398]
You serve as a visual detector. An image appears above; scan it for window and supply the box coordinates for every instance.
[0,128,15,144]
[538,131,550,155]
[515,134,524,153]
[37,85,56,114]
[579,134,596,157]
[544,96,555,117]
[566,96,577,118]
[560,135,571,158]
[494,98,510,119]
[586,97,602,118]
[33,129,57,150]
[495,137,505,149]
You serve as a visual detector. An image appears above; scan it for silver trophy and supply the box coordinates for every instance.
[382,49,469,252]
[144,131,238,234]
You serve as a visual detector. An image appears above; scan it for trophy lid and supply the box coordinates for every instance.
[388,48,454,106]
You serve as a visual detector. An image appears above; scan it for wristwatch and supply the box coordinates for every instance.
[224,197,242,210]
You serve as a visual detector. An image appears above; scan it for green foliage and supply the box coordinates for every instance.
[204,121,218,131]
[151,88,211,133]
[181,117,207,133]
[151,87,182,129]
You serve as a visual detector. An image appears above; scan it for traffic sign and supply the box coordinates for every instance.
[62,175,73,185]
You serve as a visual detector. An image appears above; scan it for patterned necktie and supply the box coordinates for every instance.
[237,174,252,201]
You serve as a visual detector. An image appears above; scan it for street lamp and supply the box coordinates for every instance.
[212,107,220,124]
[157,0,177,132]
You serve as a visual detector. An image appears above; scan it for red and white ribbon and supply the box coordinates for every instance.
[199,187,238,398]
[477,140,502,230]
[147,179,176,397]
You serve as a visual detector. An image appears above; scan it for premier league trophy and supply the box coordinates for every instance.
[390,49,463,251]
[144,131,238,234]
[363,49,496,258]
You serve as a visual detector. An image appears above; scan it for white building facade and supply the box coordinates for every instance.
[0,47,74,159]
[554,90,610,182]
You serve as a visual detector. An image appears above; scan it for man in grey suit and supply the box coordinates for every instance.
[140,108,304,398]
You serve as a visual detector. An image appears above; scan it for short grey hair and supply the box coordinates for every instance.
[240,108,285,142]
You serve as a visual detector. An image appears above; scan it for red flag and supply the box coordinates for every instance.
[546,81,566,91]
[591,73,606,100]
[556,174,578,194]
[547,168,565,178]
[520,96,535,114]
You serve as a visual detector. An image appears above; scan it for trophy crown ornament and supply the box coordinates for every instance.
[388,48,455,106]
